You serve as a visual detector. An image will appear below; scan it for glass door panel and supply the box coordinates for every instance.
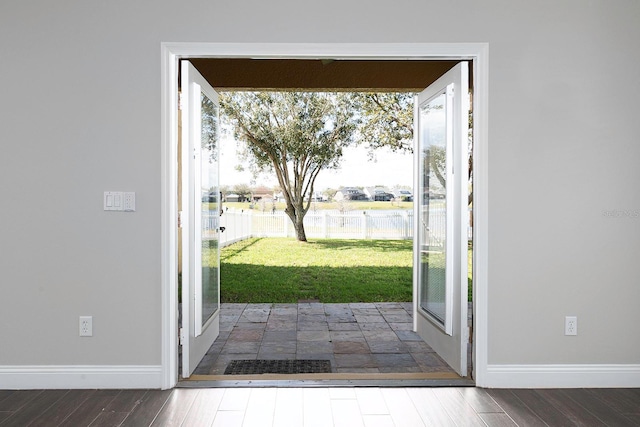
[196,91,220,334]
[418,92,452,331]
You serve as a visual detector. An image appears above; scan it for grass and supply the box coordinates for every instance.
[220,237,473,304]
[221,238,413,303]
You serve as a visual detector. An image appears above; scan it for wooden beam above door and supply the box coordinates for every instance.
[189,58,460,92]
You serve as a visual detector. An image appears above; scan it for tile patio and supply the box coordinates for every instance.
[193,302,457,376]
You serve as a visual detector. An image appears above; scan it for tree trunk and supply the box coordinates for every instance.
[293,216,307,242]
[285,205,308,242]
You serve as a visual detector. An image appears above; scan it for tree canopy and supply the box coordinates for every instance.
[354,92,472,205]
[221,92,358,241]
[350,92,414,153]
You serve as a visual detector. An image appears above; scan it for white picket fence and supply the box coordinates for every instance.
[208,209,474,248]
[255,210,412,240]
[208,208,473,247]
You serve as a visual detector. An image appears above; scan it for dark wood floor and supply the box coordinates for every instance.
[0,387,638,426]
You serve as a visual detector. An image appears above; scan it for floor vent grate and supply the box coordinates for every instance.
[224,359,332,375]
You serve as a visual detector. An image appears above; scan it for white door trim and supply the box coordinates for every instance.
[160,42,489,389]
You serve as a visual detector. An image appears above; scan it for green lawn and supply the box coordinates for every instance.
[221,238,412,303]
[220,237,473,303]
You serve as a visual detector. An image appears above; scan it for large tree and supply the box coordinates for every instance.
[221,92,358,241]
[232,183,253,201]
[353,92,473,205]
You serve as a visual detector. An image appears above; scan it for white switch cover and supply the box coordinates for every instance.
[123,192,136,212]
[104,192,123,211]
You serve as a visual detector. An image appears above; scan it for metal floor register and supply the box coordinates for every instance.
[224,359,332,375]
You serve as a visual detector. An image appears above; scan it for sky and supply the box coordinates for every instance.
[219,137,413,191]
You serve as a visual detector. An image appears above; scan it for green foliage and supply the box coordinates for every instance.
[221,92,358,174]
[232,183,252,198]
[350,92,415,153]
[323,188,338,200]
[200,93,219,160]
[352,92,473,205]
[219,184,231,197]
[220,92,359,241]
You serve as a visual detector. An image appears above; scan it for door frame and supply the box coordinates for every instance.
[160,42,489,389]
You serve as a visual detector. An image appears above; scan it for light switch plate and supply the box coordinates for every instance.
[105,191,135,211]
[104,192,123,211]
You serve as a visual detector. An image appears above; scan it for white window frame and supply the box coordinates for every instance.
[160,42,489,389]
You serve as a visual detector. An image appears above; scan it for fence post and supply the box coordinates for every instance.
[245,210,250,239]
[245,210,250,238]
[322,211,328,238]
[402,210,409,239]
[361,211,367,239]
[282,213,288,237]
[235,210,240,241]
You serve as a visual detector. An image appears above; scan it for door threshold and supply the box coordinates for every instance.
[177,372,475,388]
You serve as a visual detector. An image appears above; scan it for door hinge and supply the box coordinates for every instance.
[178,211,182,228]
[179,327,185,345]
[178,91,183,111]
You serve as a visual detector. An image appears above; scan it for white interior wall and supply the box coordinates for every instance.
[1,0,639,388]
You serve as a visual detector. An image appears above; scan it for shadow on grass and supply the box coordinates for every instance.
[220,263,413,304]
[220,237,264,262]
[304,239,410,253]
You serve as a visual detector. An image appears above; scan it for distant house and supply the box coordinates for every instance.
[392,188,413,202]
[252,186,273,202]
[224,193,245,202]
[334,187,368,201]
[364,187,395,201]
[307,191,328,202]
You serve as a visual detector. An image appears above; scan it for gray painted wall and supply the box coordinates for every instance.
[0,0,638,371]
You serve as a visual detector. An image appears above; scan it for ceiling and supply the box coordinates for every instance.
[189,58,463,92]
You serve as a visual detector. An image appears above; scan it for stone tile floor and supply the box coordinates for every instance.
[193,302,456,375]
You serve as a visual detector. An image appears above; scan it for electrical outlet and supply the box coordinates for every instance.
[79,316,93,337]
[565,316,577,336]
[123,192,136,212]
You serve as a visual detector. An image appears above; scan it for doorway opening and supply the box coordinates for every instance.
[160,43,489,390]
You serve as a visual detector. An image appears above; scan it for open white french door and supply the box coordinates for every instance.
[413,62,470,377]
[180,61,221,378]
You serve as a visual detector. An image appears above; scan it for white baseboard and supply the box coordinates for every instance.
[4,363,639,390]
[483,364,640,388]
[0,365,163,389]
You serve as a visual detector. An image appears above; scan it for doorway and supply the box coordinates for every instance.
[160,43,489,390]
